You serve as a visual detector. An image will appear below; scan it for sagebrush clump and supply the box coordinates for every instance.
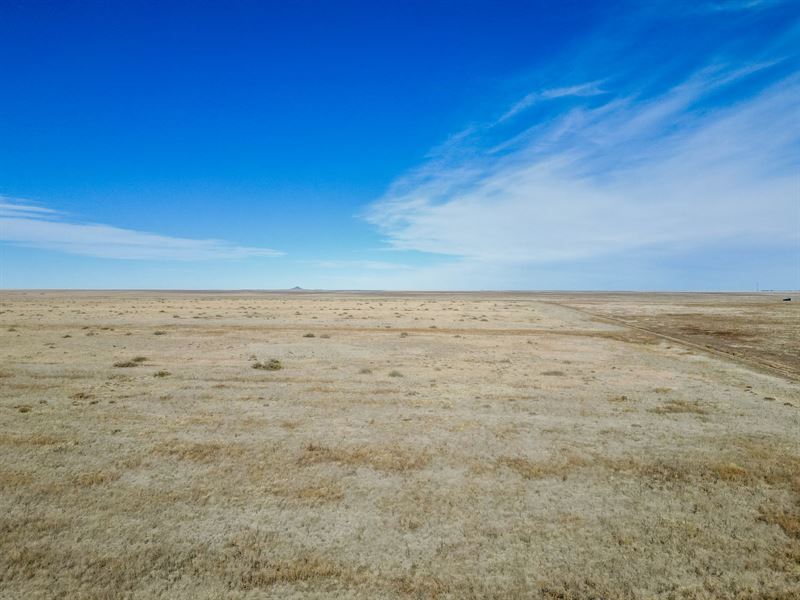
[253,359,283,371]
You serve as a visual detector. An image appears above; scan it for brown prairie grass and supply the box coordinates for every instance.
[73,471,121,486]
[2,291,799,598]
[539,577,634,600]
[4,530,357,595]
[268,479,345,504]
[500,454,589,480]
[0,470,35,486]
[759,505,800,539]
[497,439,800,492]
[154,440,243,463]
[306,385,337,393]
[608,394,632,403]
[602,445,800,491]
[0,434,64,446]
[236,555,343,589]
[709,462,748,481]
[391,574,451,597]
[300,443,430,472]
[222,534,351,590]
[651,399,707,415]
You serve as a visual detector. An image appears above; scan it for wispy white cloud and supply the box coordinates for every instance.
[700,0,780,13]
[498,80,607,123]
[0,198,283,260]
[366,59,799,267]
[0,201,60,218]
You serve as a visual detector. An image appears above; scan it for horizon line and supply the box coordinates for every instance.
[0,288,796,294]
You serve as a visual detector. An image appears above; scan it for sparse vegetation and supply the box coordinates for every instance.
[651,399,707,415]
[500,453,589,480]
[253,358,283,371]
[759,505,800,539]
[73,471,121,486]
[300,443,430,472]
[154,440,232,463]
[114,356,148,368]
[1,290,798,598]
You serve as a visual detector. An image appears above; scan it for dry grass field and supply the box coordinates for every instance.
[1,291,798,599]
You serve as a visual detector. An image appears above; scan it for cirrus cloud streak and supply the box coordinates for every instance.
[367,67,799,265]
[0,200,283,260]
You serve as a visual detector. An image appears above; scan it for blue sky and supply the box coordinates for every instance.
[1,0,798,290]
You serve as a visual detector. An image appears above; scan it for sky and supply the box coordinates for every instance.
[1,0,798,290]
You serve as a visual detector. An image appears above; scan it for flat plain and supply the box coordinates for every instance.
[1,291,798,599]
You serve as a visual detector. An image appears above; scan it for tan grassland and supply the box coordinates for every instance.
[0,290,798,599]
